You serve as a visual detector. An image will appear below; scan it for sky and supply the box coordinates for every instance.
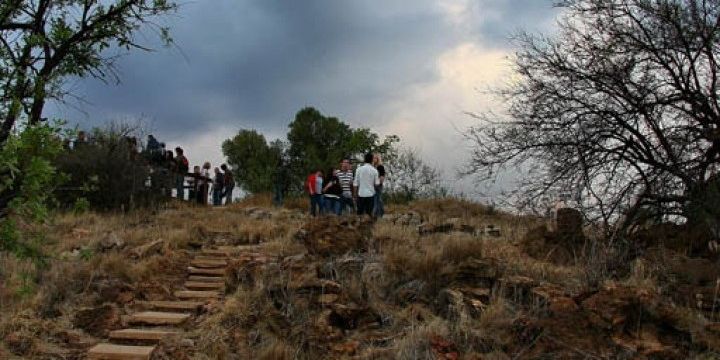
[45,0,561,197]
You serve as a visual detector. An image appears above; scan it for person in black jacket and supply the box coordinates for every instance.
[212,167,224,206]
[220,164,235,205]
[373,154,386,218]
[322,168,343,215]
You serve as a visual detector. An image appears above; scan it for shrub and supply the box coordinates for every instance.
[54,125,167,211]
[0,123,66,263]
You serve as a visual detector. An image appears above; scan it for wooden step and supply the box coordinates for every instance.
[128,312,190,326]
[188,266,226,276]
[136,301,205,311]
[109,329,178,342]
[195,255,228,261]
[87,344,155,360]
[188,275,225,283]
[190,259,227,268]
[174,290,221,299]
[184,281,225,291]
[201,249,231,257]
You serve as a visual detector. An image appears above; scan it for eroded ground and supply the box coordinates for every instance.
[1,197,718,359]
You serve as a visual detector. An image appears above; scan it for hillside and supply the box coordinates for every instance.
[1,197,718,359]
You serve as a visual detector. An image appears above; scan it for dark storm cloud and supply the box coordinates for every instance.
[469,0,560,47]
[45,0,559,140]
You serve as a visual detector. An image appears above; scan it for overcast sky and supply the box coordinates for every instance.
[45,0,560,197]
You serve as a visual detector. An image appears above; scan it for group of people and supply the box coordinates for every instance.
[187,162,235,205]
[144,135,236,206]
[305,152,386,218]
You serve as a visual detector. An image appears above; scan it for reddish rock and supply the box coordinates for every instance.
[296,217,373,256]
[332,340,360,356]
[548,296,579,315]
[429,334,459,360]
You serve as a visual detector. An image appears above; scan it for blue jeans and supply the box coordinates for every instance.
[212,189,223,206]
[324,196,342,215]
[340,196,355,215]
[374,186,384,218]
[224,185,234,205]
[273,183,284,207]
[176,175,185,200]
[310,194,324,216]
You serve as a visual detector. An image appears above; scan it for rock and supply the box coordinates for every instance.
[429,334,459,360]
[93,279,134,304]
[180,338,195,347]
[72,304,122,337]
[443,258,501,286]
[485,225,501,237]
[71,228,91,238]
[289,276,342,294]
[332,340,360,355]
[666,255,720,286]
[393,211,423,226]
[498,276,537,303]
[296,217,373,256]
[418,222,454,236]
[96,232,125,252]
[245,207,272,220]
[548,296,579,315]
[135,281,173,301]
[328,304,380,330]
[556,208,584,239]
[438,289,469,321]
[520,225,583,265]
[701,323,720,351]
[418,219,476,236]
[530,283,567,312]
[393,280,429,305]
[128,239,164,259]
[317,293,339,306]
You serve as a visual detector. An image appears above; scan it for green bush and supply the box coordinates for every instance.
[54,125,168,211]
[0,122,66,263]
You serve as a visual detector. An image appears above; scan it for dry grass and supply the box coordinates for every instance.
[0,197,715,358]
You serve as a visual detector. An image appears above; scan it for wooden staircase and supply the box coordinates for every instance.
[87,249,230,359]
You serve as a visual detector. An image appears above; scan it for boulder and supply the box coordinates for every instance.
[442,257,501,286]
[92,278,135,304]
[418,219,477,236]
[327,303,381,330]
[296,217,373,256]
[96,232,125,252]
[244,207,272,220]
[128,239,165,259]
[392,211,423,226]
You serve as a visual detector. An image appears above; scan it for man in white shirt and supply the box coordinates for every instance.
[353,152,380,217]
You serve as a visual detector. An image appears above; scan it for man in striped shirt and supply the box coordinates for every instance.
[337,158,355,214]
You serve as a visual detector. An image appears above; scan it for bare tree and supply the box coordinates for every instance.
[385,148,447,202]
[466,0,720,234]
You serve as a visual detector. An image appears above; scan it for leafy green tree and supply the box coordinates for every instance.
[0,0,177,145]
[0,123,65,260]
[287,107,398,183]
[223,108,399,195]
[222,129,282,193]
